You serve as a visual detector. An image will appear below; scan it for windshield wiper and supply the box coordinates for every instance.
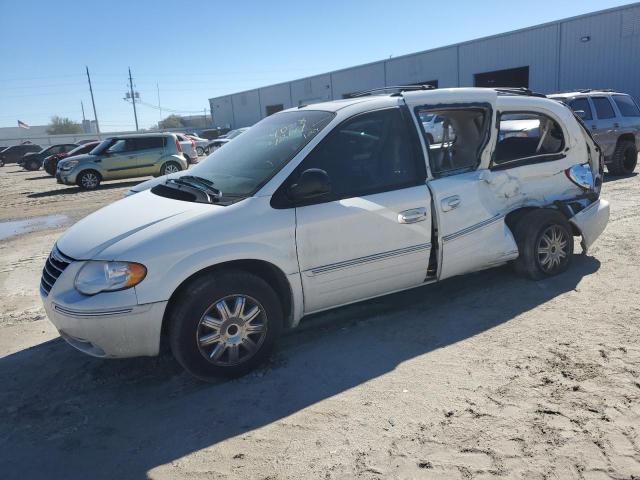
[166,176,222,203]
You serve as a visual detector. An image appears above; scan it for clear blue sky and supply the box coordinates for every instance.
[0,0,633,131]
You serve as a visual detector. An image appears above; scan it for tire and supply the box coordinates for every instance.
[608,140,637,175]
[196,146,204,156]
[512,209,574,280]
[169,270,283,381]
[25,159,40,171]
[160,161,182,176]
[0,160,4,167]
[77,170,101,190]
[44,161,56,176]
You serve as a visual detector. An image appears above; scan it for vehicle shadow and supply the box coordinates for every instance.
[0,255,600,479]
[25,175,55,181]
[26,181,143,198]
[603,171,637,183]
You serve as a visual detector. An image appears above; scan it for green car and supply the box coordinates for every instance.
[56,133,188,190]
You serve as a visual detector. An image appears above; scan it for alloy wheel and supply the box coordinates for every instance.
[81,172,99,189]
[537,225,569,272]
[196,294,268,366]
[164,163,180,174]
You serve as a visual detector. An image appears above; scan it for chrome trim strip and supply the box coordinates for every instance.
[54,305,134,318]
[442,214,503,243]
[307,243,431,276]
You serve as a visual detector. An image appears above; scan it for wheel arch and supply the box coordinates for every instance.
[616,133,636,145]
[160,259,295,347]
[505,205,580,237]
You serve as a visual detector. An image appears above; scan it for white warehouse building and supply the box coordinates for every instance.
[209,3,640,129]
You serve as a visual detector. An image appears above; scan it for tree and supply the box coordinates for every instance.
[46,116,82,135]
[158,114,184,129]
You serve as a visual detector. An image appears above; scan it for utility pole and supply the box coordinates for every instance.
[128,67,139,132]
[157,82,162,121]
[81,101,86,121]
[85,66,101,136]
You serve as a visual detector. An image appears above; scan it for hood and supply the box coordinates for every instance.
[58,153,94,166]
[56,190,215,259]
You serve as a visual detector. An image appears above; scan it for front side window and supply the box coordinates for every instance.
[592,97,615,119]
[106,139,129,154]
[612,95,640,117]
[187,110,334,197]
[493,112,564,166]
[568,98,593,121]
[416,106,489,176]
[290,108,423,200]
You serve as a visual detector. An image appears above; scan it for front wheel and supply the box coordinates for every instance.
[513,209,574,280]
[169,270,283,381]
[77,170,101,190]
[25,159,40,171]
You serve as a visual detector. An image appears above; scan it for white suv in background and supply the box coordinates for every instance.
[41,87,609,381]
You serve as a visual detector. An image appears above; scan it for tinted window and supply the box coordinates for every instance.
[612,95,640,117]
[592,97,615,119]
[293,108,422,199]
[494,112,564,165]
[416,107,489,175]
[133,137,165,150]
[568,98,593,121]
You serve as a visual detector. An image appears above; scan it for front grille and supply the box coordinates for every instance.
[41,246,74,296]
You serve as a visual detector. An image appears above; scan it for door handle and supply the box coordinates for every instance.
[441,195,461,212]
[398,207,427,224]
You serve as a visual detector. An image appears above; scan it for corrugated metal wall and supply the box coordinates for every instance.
[209,3,640,128]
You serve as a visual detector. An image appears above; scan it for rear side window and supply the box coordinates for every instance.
[295,108,424,200]
[133,137,165,150]
[612,95,640,117]
[592,97,616,119]
[416,106,489,176]
[568,98,593,121]
[493,112,565,166]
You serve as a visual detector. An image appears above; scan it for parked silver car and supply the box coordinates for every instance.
[549,90,640,175]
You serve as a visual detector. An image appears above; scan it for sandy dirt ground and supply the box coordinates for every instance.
[0,166,639,480]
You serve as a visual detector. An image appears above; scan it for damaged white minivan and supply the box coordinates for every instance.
[41,87,609,380]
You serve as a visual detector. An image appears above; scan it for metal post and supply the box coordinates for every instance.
[85,66,101,136]
[157,82,162,121]
[129,67,139,131]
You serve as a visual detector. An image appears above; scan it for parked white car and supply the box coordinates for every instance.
[185,134,210,156]
[41,88,609,380]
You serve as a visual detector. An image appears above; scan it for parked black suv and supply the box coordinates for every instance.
[19,144,78,171]
[0,144,42,167]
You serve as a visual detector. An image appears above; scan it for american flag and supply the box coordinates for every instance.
[17,120,30,129]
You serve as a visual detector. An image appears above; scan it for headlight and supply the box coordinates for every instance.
[75,261,147,295]
[60,160,79,171]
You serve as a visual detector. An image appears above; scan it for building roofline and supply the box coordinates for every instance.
[208,2,640,102]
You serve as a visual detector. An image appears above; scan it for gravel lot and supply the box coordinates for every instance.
[0,165,639,480]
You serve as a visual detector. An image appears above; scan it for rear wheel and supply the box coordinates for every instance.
[169,270,283,381]
[25,159,40,171]
[608,140,637,175]
[77,170,101,190]
[160,161,181,175]
[513,209,574,280]
[196,146,204,156]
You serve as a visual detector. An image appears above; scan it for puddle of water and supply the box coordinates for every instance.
[0,214,71,241]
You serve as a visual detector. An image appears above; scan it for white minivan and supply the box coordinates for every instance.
[41,88,609,380]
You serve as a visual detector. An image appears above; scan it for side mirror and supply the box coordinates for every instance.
[574,110,586,119]
[288,168,331,203]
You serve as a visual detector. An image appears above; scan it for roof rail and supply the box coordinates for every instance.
[349,85,436,98]
[494,87,547,98]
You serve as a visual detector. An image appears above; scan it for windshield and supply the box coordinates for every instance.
[89,138,115,155]
[188,110,334,197]
[68,143,95,156]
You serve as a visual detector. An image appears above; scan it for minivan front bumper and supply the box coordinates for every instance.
[40,258,166,358]
[569,198,610,253]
